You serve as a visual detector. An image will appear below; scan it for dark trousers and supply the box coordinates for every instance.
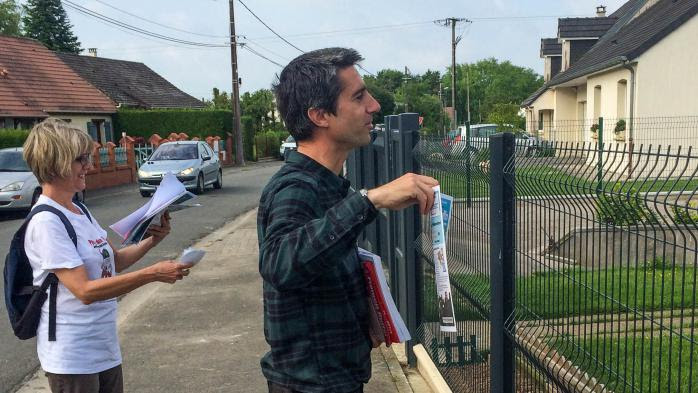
[46,364,123,393]
[267,381,363,393]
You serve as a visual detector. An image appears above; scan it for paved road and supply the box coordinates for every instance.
[1,161,282,393]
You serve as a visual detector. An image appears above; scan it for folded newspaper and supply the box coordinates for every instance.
[110,173,197,245]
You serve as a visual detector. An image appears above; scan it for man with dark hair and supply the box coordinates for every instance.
[258,47,438,393]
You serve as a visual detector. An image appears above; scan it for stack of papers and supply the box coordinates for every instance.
[110,173,197,244]
[358,247,411,346]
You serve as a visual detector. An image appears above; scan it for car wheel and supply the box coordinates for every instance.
[140,190,151,197]
[30,188,42,207]
[213,170,222,189]
[195,174,205,194]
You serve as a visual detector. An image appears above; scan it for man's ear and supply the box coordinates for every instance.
[307,107,330,129]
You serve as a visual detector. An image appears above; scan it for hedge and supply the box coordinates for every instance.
[241,115,256,161]
[254,130,288,158]
[0,128,30,149]
[114,108,232,139]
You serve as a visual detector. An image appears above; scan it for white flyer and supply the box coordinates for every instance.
[180,247,206,265]
[431,185,457,333]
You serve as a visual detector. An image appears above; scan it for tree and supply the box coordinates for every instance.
[364,77,395,125]
[487,103,525,131]
[0,0,21,36]
[23,0,81,53]
[442,58,543,126]
[240,89,276,132]
[207,88,232,109]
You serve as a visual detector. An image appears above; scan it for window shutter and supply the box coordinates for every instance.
[105,122,113,142]
[87,122,98,141]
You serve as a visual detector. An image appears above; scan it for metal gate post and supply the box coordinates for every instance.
[489,133,515,393]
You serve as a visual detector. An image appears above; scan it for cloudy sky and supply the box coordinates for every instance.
[55,0,627,100]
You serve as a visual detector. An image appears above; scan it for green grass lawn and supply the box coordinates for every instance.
[422,265,697,321]
[551,335,697,392]
[423,164,698,199]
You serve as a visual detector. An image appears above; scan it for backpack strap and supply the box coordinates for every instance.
[24,204,79,341]
[72,194,92,223]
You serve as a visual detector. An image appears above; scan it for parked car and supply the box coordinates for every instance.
[279,135,297,160]
[445,124,542,157]
[0,147,42,211]
[137,141,222,197]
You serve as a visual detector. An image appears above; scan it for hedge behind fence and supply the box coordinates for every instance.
[114,108,232,139]
[0,128,30,149]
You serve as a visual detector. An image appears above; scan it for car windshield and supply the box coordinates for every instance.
[285,136,295,143]
[0,151,30,172]
[149,144,198,161]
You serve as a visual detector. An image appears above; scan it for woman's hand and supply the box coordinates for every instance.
[145,210,171,247]
[149,260,193,284]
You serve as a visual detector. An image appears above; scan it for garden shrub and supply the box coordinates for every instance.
[0,129,30,149]
[114,108,232,139]
[596,184,658,225]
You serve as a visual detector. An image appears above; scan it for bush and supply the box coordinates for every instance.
[596,185,658,225]
[241,115,256,161]
[114,108,232,139]
[0,128,30,149]
[672,200,698,224]
[614,119,626,133]
[254,130,288,158]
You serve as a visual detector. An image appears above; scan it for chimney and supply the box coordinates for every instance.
[88,48,98,57]
[596,5,607,17]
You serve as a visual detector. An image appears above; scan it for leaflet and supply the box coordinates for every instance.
[431,186,457,333]
[180,247,206,265]
[110,173,196,244]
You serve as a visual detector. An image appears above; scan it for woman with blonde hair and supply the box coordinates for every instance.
[21,118,191,393]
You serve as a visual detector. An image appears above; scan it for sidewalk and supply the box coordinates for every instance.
[16,209,429,392]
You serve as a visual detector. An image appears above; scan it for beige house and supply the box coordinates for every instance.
[522,0,698,148]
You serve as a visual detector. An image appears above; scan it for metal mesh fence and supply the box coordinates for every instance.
[414,117,698,392]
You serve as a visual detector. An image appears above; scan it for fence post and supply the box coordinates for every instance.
[465,121,472,207]
[489,132,515,393]
[597,117,604,193]
[394,113,421,366]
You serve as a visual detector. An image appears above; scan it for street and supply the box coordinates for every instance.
[0,161,282,393]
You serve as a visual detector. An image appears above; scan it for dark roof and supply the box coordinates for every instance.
[558,17,618,38]
[610,0,643,18]
[57,53,205,109]
[548,0,698,87]
[0,35,116,117]
[540,38,562,57]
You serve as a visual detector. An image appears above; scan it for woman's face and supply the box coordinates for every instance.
[54,153,92,193]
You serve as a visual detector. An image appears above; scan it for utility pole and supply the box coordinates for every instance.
[436,17,471,130]
[403,66,411,112]
[229,0,244,166]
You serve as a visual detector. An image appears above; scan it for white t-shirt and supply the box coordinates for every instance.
[25,195,121,374]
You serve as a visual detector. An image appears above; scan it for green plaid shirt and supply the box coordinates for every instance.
[257,151,378,392]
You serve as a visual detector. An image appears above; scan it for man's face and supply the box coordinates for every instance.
[325,66,381,149]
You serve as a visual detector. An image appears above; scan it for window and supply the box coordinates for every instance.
[593,85,602,120]
[617,80,627,119]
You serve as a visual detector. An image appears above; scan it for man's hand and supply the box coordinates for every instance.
[366,173,439,214]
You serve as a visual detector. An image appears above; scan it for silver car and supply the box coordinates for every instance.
[0,147,42,211]
[137,141,222,197]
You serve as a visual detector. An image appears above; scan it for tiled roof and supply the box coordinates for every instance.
[0,35,116,117]
[558,17,618,39]
[540,38,562,57]
[57,53,205,109]
[548,0,698,87]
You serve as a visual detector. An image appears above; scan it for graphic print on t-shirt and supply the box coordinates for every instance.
[89,238,113,278]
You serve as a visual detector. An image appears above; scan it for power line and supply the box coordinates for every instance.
[89,0,232,39]
[63,0,228,47]
[240,44,283,67]
[236,0,304,53]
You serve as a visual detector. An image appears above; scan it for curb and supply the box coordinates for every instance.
[413,344,452,393]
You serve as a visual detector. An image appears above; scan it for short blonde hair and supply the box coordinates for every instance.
[23,118,93,184]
